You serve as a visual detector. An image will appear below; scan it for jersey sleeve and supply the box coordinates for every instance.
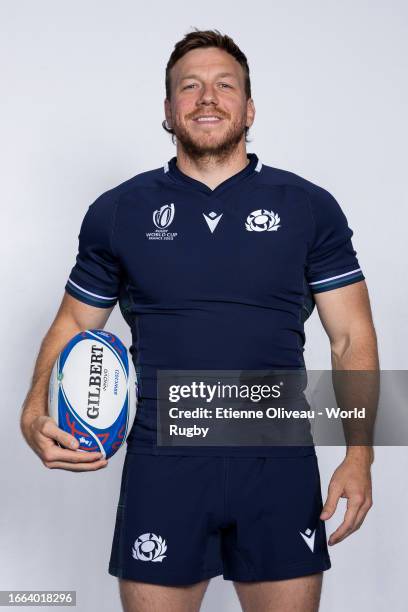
[305,186,365,294]
[64,191,121,308]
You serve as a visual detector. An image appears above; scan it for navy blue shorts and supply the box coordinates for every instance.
[108,452,331,585]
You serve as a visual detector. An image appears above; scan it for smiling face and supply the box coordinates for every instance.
[164,47,255,160]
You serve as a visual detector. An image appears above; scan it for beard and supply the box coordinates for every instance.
[171,112,247,163]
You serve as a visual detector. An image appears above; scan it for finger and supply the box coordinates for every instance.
[43,447,104,463]
[320,483,342,520]
[353,499,373,531]
[43,458,109,472]
[40,418,80,450]
[329,500,361,544]
[328,497,363,545]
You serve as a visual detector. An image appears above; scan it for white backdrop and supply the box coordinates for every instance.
[1,1,407,610]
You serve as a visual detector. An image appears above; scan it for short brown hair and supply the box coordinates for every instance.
[162,28,252,143]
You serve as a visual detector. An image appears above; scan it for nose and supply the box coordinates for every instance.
[196,82,219,106]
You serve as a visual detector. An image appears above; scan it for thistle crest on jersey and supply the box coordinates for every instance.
[153,203,175,229]
[132,533,167,562]
[245,209,281,232]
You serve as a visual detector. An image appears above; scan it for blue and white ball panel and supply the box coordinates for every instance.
[48,329,136,459]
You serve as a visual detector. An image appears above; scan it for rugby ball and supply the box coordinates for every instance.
[48,329,137,459]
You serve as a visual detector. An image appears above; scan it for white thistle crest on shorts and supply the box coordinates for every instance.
[132,532,167,562]
[245,209,281,232]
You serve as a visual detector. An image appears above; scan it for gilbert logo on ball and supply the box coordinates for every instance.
[48,329,137,459]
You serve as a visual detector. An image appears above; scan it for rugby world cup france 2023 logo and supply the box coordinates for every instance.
[245,209,281,232]
[146,203,178,241]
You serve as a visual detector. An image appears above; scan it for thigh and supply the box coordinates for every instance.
[233,572,323,612]
[119,578,210,612]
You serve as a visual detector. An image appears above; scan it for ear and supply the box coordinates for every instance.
[164,98,173,129]
[246,98,256,128]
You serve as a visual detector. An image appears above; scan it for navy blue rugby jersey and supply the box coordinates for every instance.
[65,153,365,456]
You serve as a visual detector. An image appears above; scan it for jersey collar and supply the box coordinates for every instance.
[164,152,262,197]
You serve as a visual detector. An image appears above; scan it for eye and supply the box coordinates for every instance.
[219,82,232,88]
[182,84,196,90]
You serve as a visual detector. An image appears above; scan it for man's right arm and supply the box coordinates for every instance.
[20,292,115,472]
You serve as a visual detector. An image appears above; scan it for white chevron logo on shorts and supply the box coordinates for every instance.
[300,528,316,552]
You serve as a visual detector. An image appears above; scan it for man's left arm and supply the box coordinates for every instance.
[313,279,379,545]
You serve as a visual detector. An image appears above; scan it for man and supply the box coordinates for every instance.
[21,28,377,612]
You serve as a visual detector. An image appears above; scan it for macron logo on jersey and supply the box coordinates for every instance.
[203,211,223,233]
